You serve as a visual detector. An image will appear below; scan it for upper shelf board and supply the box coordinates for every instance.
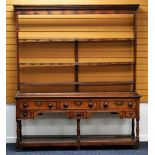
[14,5,139,12]
[19,38,134,43]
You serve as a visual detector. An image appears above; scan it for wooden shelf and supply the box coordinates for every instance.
[19,38,134,43]
[20,81,134,86]
[19,62,75,67]
[14,5,139,11]
[20,135,137,148]
[19,62,134,67]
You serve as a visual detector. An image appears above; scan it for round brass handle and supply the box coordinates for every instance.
[129,112,134,116]
[76,101,82,106]
[48,103,53,109]
[88,102,93,108]
[128,102,134,107]
[63,102,68,108]
[77,112,81,117]
[103,102,108,108]
[23,112,27,117]
[35,102,42,106]
[115,101,123,106]
[22,103,28,108]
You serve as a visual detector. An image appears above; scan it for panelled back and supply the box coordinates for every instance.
[6,0,148,103]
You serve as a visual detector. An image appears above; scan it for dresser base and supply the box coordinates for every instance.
[16,92,140,150]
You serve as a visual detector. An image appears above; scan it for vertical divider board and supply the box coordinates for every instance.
[74,41,79,92]
[15,11,20,92]
[133,12,137,91]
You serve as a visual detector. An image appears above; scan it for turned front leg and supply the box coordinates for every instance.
[131,119,135,137]
[76,112,81,150]
[136,118,139,148]
[16,120,22,149]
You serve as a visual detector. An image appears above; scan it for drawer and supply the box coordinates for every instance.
[60,100,97,110]
[20,101,57,110]
[125,111,136,118]
[20,110,34,119]
[100,99,136,110]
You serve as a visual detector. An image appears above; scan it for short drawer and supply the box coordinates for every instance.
[125,111,136,118]
[100,99,136,110]
[20,101,57,110]
[20,110,34,119]
[60,100,97,110]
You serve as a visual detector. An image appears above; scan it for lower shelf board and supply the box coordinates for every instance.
[19,135,137,148]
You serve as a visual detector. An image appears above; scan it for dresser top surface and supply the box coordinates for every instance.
[15,92,141,99]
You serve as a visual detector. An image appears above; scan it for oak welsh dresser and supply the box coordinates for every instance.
[14,4,141,149]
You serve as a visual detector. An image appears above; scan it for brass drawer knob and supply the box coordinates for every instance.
[128,102,134,107]
[103,102,108,108]
[22,103,28,108]
[76,101,82,106]
[23,112,28,117]
[48,103,53,109]
[35,102,42,106]
[77,112,81,117]
[129,112,134,116]
[88,102,93,108]
[115,100,123,106]
[63,102,68,108]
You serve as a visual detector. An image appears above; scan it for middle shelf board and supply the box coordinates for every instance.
[19,62,134,67]
[20,81,134,86]
[19,38,134,43]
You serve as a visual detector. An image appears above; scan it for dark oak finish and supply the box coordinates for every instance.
[14,4,140,149]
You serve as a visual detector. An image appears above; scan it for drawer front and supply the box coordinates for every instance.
[60,100,97,110]
[100,99,137,110]
[20,101,57,110]
[20,110,34,119]
[125,111,136,118]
